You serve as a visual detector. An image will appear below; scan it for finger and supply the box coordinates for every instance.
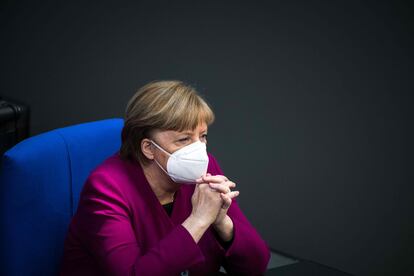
[215,174,228,181]
[226,191,240,199]
[205,174,229,182]
[208,181,236,193]
[224,181,236,189]
[202,175,228,183]
[210,179,236,190]
[220,193,232,209]
[196,172,210,183]
[209,183,230,194]
[199,175,236,192]
[208,183,231,194]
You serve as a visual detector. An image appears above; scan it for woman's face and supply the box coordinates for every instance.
[144,122,208,170]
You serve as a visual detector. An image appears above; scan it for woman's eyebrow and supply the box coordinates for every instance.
[178,128,208,135]
[177,131,193,136]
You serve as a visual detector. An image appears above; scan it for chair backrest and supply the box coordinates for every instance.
[0,118,123,276]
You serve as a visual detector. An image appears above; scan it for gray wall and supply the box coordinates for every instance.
[1,1,413,275]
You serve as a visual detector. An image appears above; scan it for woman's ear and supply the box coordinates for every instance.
[141,138,155,160]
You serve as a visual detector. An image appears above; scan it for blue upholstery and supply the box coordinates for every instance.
[0,118,123,276]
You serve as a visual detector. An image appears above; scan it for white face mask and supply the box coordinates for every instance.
[150,140,209,184]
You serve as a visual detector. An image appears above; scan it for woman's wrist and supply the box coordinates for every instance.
[213,215,234,242]
[182,214,211,243]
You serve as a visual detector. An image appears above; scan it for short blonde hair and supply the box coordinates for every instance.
[120,80,215,165]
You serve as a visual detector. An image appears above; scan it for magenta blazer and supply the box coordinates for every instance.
[60,152,270,275]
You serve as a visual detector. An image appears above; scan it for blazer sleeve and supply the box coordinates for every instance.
[73,172,204,276]
[208,154,271,275]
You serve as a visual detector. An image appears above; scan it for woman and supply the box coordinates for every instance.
[61,80,270,275]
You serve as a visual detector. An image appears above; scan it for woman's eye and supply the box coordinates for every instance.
[179,137,190,142]
[201,134,208,140]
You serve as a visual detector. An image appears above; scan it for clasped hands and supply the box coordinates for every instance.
[193,174,239,237]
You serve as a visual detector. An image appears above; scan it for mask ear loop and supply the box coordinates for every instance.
[150,140,172,156]
[153,159,169,175]
[150,140,171,176]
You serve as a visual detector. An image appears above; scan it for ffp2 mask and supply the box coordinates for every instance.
[151,140,209,184]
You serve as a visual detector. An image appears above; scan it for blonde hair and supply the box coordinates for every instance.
[120,80,215,165]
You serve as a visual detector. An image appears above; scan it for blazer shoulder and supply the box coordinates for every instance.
[83,152,140,193]
[90,152,134,178]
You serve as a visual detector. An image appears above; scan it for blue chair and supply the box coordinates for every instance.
[0,118,124,276]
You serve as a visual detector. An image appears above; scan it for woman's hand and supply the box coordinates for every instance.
[182,182,223,243]
[190,182,224,226]
[196,174,240,242]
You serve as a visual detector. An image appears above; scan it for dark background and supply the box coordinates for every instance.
[1,1,413,275]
